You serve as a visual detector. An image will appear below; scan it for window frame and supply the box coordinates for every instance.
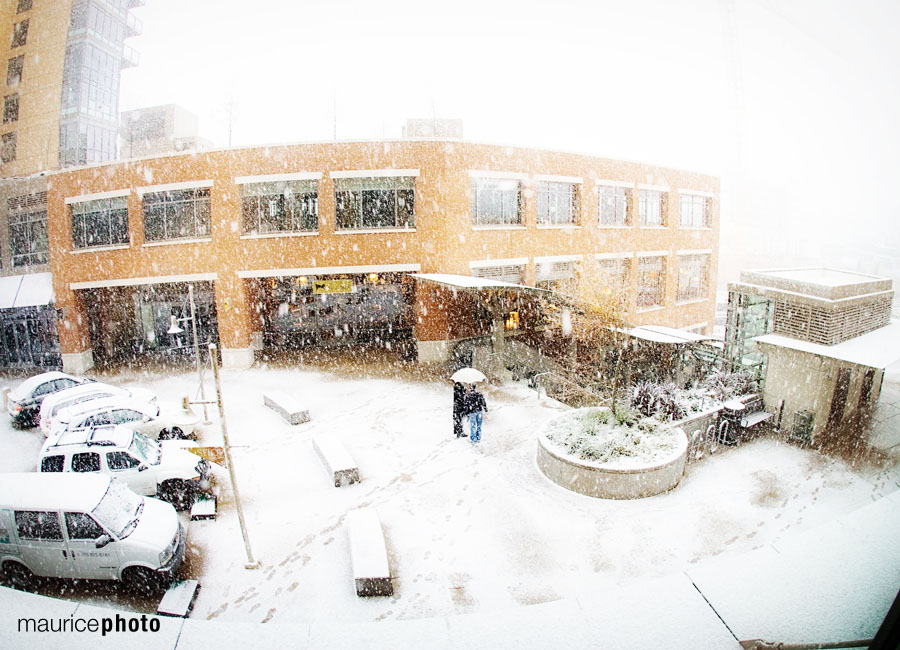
[676,253,710,302]
[679,193,710,228]
[536,181,579,226]
[10,19,29,48]
[7,55,24,86]
[637,255,667,309]
[638,189,666,227]
[15,510,63,541]
[1,131,17,163]
[8,200,47,266]
[3,93,19,124]
[142,187,211,242]
[470,177,523,226]
[70,195,130,250]
[598,184,629,226]
[241,179,319,235]
[334,176,416,231]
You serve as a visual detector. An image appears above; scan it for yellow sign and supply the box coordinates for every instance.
[188,446,226,465]
[313,279,353,294]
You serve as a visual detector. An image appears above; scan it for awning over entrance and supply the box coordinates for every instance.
[411,273,546,292]
[754,320,900,369]
[628,325,709,344]
[0,272,54,309]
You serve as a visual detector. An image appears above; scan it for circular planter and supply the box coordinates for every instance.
[537,410,688,500]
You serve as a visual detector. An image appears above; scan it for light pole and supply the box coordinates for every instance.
[167,284,210,423]
[209,343,258,570]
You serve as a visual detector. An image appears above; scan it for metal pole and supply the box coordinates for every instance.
[188,285,210,423]
[209,343,259,569]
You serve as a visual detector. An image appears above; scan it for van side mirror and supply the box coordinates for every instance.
[95,534,111,549]
[138,464,148,472]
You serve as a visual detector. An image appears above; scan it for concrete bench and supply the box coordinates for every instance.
[157,579,200,617]
[313,436,360,487]
[346,508,393,597]
[263,390,310,425]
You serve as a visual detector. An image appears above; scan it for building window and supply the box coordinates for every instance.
[334,176,415,230]
[142,187,211,242]
[536,181,578,226]
[6,56,23,86]
[680,193,709,227]
[639,189,666,226]
[11,20,29,48]
[8,194,49,267]
[71,196,129,249]
[472,264,525,284]
[598,185,629,226]
[637,256,666,309]
[597,257,631,299]
[536,260,577,292]
[17,0,33,13]
[1,132,16,163]
[3,94,18,123]
[471,177,522,225]
[242,180,318,235]
[60,42,119,123]
[677,254,709,301]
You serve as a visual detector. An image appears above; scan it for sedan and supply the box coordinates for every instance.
[6,371,93,426]
[52,396,201,440]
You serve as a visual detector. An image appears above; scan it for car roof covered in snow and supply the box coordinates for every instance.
[43,424,137,453]
[0,472,112,511]
[9,371,75,399]
[55,396,157,424]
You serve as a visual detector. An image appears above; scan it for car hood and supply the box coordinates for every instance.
[126,497,179,548]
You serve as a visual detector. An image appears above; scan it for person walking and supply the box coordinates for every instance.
[463,385,487,444]
[452,381,466,438]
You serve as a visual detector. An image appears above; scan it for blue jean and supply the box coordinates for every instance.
[469,411,483,442]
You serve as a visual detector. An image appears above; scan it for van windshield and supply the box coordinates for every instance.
[91,481,143,539]
[129,432,161,466]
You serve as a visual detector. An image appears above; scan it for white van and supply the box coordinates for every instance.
[0,473,184,593]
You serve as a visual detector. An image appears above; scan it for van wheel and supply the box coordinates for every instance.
[160,479,194,511]
[2,561,34,589]
[123,566,161,596]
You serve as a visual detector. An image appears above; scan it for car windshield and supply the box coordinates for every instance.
[129,432,161,466]
[91,481,143,539]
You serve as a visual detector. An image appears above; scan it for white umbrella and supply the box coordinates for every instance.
[451,367,487,384]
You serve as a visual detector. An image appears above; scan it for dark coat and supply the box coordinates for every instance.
[453,382,466,417]
[463,390,487,415]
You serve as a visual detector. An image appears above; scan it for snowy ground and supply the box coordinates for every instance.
[1,354,899,627]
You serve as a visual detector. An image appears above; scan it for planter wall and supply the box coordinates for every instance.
[537,427,688,500]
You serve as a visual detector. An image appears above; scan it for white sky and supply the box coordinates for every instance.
[119,0,900,286]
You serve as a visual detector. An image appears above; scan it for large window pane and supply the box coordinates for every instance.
[334,176,415,230]
[242,180,318,235]
[142,187,210,242]
[637,256,666,308]
[471,178,521,225]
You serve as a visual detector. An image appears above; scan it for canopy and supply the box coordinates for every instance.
[628,325,710,345]
[754,320,900,370]
[0,272,54,309]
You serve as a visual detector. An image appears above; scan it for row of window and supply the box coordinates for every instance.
[66,175,712,249]
[3,11,28,166]
[472,254,710,309]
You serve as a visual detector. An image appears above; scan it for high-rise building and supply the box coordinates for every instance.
[0,0,142,369]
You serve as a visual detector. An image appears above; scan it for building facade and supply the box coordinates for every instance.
[725,268,897,443]
[41,139,719,372]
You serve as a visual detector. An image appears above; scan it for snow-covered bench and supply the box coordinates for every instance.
[313,436,360,487]
[738,395,773,429]
[346,508,393,597]
[157,579,200,617]
[263,390,310,425]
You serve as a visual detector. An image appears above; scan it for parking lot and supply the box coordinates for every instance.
[2,359,899,624]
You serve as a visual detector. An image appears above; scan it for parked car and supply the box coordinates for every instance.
[39,425,217,510]
[6,372,93,427]
[39,382,158,437]
[48,396,196,441]
[0,473,184,594]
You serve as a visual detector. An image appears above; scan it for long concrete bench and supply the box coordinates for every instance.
[313,436,360,487]
[346,508,393,597]
[263,390,310,425]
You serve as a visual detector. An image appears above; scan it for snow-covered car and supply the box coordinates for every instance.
[38,425,218,510]
[6,371,93,427]
[48,395,197,440]
[38,382,158,436]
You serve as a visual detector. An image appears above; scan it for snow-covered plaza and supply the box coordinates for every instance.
[2,355,899,645]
